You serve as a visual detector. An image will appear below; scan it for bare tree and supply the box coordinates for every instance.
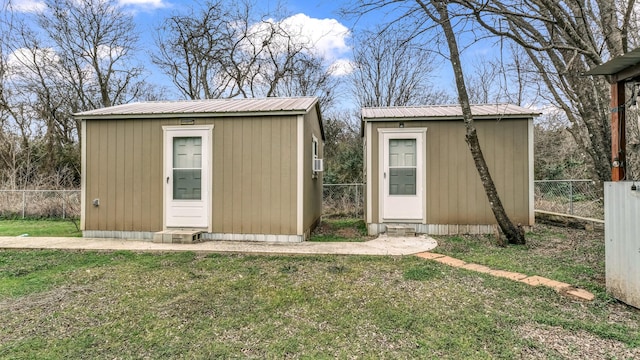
[153,0,338,105]
[1,0,151,188]
[535,112,590,180]
[420,0,525,244]
[38,0,146,110]
[350,26,451,107]
[270,54,339,108]
[153,0,231,99]
[450,0,639,181]
[346,0,526,244]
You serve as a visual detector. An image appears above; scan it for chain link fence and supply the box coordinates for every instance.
[0,190,81,219]
[534,180,604,219]
[323,183,364,217]
[0,181,603,221]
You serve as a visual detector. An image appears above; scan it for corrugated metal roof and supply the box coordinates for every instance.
[74,97,319,119]
[585,47,640,76]
[362,103,540,120]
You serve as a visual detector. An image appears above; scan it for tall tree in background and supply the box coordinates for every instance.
[350,26,450,107]
[347,0,526,244]
[452,0,639,181]
[1,0,151,187]
[322,111,363,184]
[37,0,148,111]
[154,0,338,106]
[420,0,525,244]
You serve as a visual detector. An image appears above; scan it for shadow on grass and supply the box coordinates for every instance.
[309,217,374,242]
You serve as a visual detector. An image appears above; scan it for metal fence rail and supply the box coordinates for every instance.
[534,180,604,219]
[0,190,81,219]
[323,183,364,217]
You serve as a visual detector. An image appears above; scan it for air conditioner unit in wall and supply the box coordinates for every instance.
[313,158,323,172]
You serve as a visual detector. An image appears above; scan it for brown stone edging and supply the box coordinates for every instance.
[415,252,595,301]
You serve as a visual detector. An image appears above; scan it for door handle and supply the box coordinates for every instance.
[384,172,386,179]
[166,176,170,184]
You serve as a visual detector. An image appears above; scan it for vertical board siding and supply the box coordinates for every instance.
[211,120,224,232]
[303,110,323,232]
[368,119,531,225]
[231,118,242,233]
[210,115,297,235]
[85,119,169,232]
[85,115,299,235]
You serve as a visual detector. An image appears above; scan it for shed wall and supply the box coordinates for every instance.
[604,181,640,308]
[367,119,531,225]
[302,110,324,233]
[84,116,298,235]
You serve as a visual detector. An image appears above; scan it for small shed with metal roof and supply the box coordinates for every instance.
[361,103,539,235]
[74,97,324,243]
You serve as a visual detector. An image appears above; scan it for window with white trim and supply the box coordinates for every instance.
[312,135,321,176]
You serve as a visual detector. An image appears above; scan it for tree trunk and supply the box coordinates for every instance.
[425,0,525,244]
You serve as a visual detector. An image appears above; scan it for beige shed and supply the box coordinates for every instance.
[75,97,324,243]
[362,104,539,235]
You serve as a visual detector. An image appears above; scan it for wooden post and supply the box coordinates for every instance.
[611,81,626,181]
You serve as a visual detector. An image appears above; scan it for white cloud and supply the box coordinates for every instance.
[9,0,46,13]
[328,59,354,76]
[7,47,59,71]
[117,0,168,9]
[96,44,125,60]
[278,13,350,61]
[249,13,350,61]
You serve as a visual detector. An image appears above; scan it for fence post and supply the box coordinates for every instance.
[355,185,359,214]
[22,191,26,219]
[569,181,574,215]
[62,192,66,219]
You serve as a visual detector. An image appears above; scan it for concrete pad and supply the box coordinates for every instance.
[0,234,438,256]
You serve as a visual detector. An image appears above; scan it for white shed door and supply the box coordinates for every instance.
[381,131,424,221]
[164,126,212,229]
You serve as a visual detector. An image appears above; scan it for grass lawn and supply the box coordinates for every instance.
[0,223,639,358]
[0,219,81,237]
[309,217,373,242]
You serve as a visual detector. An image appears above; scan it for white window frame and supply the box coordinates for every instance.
[312,134,319,177]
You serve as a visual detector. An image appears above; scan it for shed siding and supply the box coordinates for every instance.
[368,119,531,225]
[303,109,323,233]
[85,118,165,232]
[211,116,296,235]
[84,116,298,235]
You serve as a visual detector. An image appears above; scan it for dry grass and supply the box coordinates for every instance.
[0,224,638,358]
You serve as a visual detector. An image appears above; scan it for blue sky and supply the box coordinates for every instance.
[6,0,503,104]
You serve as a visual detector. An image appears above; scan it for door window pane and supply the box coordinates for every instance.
[173,169,202,200]
[173,137,202,200]
[389,139,416,195]
[389,139,416,166]
[173,137,202,168]
[389,168,416,195]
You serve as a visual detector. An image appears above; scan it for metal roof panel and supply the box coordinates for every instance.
[361,103,540,120]
[585,47,640,76]
[75,97,319,118]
